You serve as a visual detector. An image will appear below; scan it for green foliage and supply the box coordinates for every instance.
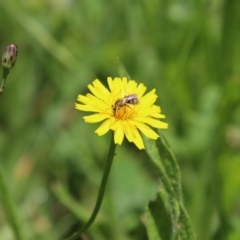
[0,0,240,239]
[144,133,195,240]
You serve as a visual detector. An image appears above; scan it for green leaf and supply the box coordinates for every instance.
[144,134,180,224]
[144,133,196,240]
[145,190,173,240]
[178,204,197,240]
[145,131,182,201]
[158,133,183,201]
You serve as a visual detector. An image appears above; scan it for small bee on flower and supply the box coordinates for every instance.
[112,94,139,117]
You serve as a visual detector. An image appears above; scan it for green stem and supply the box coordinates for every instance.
[64,133,117,240]
[0,68,10,96]
[0,166,24,240]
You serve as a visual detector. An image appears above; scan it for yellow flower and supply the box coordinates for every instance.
[75,77,168,149]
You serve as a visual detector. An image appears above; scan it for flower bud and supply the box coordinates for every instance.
[1,44,18,69]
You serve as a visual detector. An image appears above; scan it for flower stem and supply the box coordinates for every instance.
[64,133,116,240]
[0,68,10,96]
[0,166,24,240]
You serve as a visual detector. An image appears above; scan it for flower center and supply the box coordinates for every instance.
[113,104,138,119]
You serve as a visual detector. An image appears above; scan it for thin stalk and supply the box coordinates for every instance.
[0,166,24,240]
[0,68,10,96]
[64,133,116,240]
[0,65,24,239]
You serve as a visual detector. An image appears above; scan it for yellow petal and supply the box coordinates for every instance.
[138,108,157,117]
[150,113,165,118]
[77,95,89,104]
[140,89,157,105]
[122,77,128,87]
[95,119,112,136]
[107,77,114,91]
[92,79,110,96]
[108,77,123,96]
[138,106,163,117]
[113,77,122,92]
[127,80,137,93]
[136,83,147,98]
[114,122,124,145]
[132,121,159,139]
[87,80,110,102]
[128,127,145,150]
[86,93,109,110]
[75,103,99,112]
[134,117,168,129]
[83,114,109,123]
[122,121,145,149]
[87,86,103,101]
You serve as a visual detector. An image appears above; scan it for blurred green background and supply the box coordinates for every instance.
[0,0,240,239]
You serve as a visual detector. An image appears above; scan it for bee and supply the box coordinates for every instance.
[112,94,139,116]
